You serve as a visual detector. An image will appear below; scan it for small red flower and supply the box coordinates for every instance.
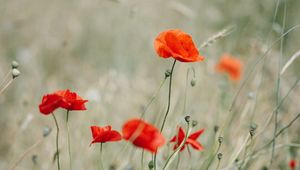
[170,126,204,152]
[154,29,205,62]
[55,89,88,111]
[216,54,243,81]
[90,125,122,145]
[289,159,296,170]
[122,118,166,153]
[39,94,62,115]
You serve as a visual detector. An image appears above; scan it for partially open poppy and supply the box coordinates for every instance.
[154,29,205,62]
[39,89,88,115]
[90,125,122,145]
[216,54,242,81]
[122,118,165,153]
[39,94,62,115]
[170,126,204,151]
[55,89,88,111]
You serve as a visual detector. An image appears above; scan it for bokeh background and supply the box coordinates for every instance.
[1,0,300,169]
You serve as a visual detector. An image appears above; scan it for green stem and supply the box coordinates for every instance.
[66,110,72,170]
[153,59,177,170]
[141,149,144,170]
[52,113,60,170]
[99,143,104,170]
[163,123,191,170]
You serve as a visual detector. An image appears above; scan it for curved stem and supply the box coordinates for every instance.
[52,113,61,170]
[66,110,72,170]
[163,123,191,170]
[153,59,177,170]
[160,59,177,132]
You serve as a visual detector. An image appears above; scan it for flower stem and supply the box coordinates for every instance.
[141,149,144,170]
[163,123,192,170]
[52,113,61,170]
[66,110,72,170]
[160,59,177,132]
[99,143,104,170]
[153,59,177,170]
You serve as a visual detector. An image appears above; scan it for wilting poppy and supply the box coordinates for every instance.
[122,118,165,153]
[90,125,122,145]
[216,54,242,81]
[170,126,204,151]
[39,94,62,115]
[55,89,88,111]
[289,159,296,170]
[154,29,205,62]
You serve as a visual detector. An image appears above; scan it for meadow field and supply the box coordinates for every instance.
[0,0,300,169]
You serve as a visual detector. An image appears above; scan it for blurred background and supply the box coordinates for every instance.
[0,0,300,169]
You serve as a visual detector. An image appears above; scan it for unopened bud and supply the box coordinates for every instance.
[192,120,198,127]
[12,69,20,79]
[148,160,154,169]
[11,61,19,69]
[43,127,52,137]
[218,137,223,144]
[217,153,223,160]
[249,123,257,137]
[165,70,171,78]
[190,79,196,87]
[214,125,219,133]
[184,115,191,123]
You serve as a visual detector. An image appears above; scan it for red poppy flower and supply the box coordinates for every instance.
[170,126,204,152]
[154,29,205,62]
[122,118,166,153]
[90,125,122,145]
[289,159,296,170]
[55,89,88,111]
[216,54,242,81]
[39,94,62,115]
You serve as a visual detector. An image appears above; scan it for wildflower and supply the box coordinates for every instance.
[154,29,205,62]
[39,89,88,115]
[289,159,296,170]
[90,126,122,145]
[216,54,242,81]
[122,118,165,153]
[170,126,204,151]
[55,89,88,111]
[39,93,63,115]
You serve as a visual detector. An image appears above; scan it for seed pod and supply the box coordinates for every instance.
[12,69,20,79]
[165,69,171,78]
[148,160,154,169]
[184,115,191,123]
[11,61,19,69]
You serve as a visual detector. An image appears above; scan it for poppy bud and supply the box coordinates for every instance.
[214,125,219,133]
[192,120,198,127]
[190,79,196,87]
[217,153,223,160]
[11,61,19,69]
[32,154,38,165]
[43,127,52,137]
[249,123,257,137]
[165,69,171,78]
[12,69,20,79]
[218,136,223,144]
[148,160,154,169]
[247,92,255,100]
[184,115,191,123]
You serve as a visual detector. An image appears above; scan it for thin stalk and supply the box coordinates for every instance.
[215,159,221,170]
[153,59,177,170]
[0,70,11,88]
[99,143,104,170]
[52,113,61,170]
[0,78,13,96]
[66,110,72,170]
[271,0,286,164]
[206,141,221,170]
[175,153,181,170]
[141,149,144,170]
[160,59,177,132]
[163,123,192,170]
